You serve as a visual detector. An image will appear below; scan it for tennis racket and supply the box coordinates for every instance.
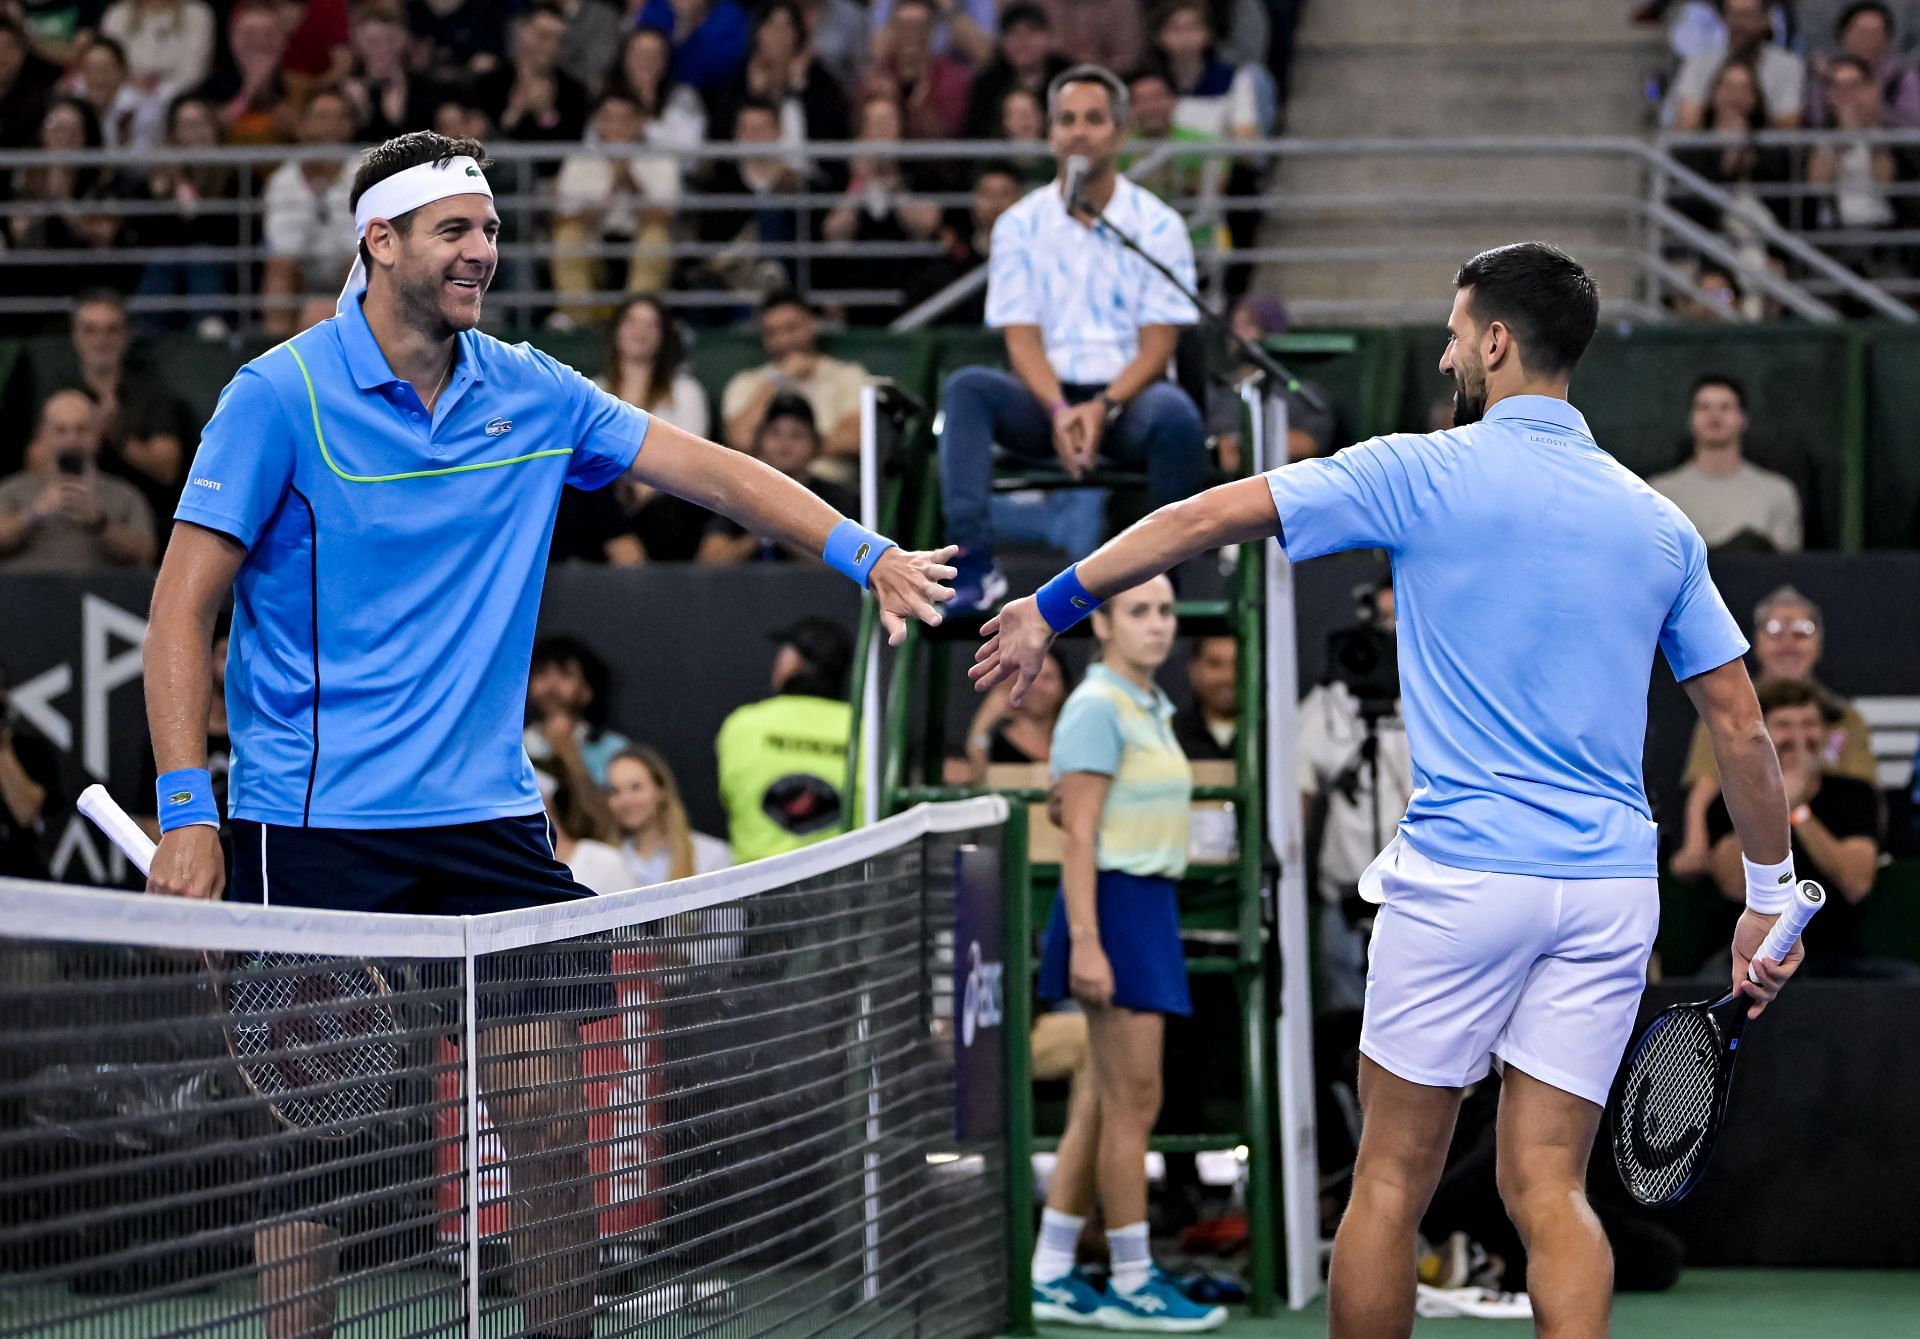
[1609,878,1825,1208]
[78,784,404,1139]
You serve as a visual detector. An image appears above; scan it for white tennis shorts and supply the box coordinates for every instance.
[1357,835,1660,1106]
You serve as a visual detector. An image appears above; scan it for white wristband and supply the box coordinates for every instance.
[1742,853,1796,914]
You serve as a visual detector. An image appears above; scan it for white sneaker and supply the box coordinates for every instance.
[1414,1283,1533,1319]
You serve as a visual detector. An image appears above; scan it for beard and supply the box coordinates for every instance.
[396,266,485,338]
[1450,368,1487,427]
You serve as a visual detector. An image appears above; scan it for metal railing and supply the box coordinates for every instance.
[3,132,1914,332]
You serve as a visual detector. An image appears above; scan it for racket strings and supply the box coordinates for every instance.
[1614,1009,1721,1204]
[225,952,403,1131]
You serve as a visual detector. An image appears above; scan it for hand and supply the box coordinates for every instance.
[148,824,225,900]
[29,482,67,523]
[1069,936,1114,1008]
[1669,837,1711,879]
[970,595,1054,707]
[540,711,580,753]
[870,544,958,646]
[1051,401,1103,477]
[1782,752,1821,810]
[58,478,100,528]
[1730,906,1805,1019]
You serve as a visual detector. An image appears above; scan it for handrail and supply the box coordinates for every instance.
[5,132,1911,330]
[1641,146,1915,322]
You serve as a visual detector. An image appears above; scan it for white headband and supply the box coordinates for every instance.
[335,155,494,315]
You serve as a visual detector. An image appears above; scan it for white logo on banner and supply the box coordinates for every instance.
[20,594,148,881]
[959,939,1004,1049]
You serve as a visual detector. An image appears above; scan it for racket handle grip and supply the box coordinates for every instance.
[1747,879,1825,982]
[77,783,159,877]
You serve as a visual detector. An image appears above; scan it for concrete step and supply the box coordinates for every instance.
[1284,40,1662,138]
[1299,0,1650,47]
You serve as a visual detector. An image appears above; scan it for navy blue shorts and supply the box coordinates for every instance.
[1038,871,1191,1016]
[228,813,612,1022]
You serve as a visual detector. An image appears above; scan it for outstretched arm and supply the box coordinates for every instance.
[971,476,1282,705]
[629,416,957,644]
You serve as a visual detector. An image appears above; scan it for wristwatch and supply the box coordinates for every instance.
[1098,393,1121,420]
[1789,804,1812,827]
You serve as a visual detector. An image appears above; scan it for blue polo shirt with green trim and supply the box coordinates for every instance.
[175,296,648,828]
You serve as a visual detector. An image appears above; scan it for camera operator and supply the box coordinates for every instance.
[1299,575,1414,1014]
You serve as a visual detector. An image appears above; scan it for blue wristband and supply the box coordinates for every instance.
[1035,566,1103,633]
[823,518,897,588]
[156,768,219,833]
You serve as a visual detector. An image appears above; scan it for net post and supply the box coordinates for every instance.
[462,924,482,1338]
[1001,803,1036,1336]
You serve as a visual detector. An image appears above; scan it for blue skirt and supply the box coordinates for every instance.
[1037,870,1190,1016]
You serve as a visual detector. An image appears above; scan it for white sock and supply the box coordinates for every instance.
[1032,1208,1086,1283]
[1107,1221,1152,1295]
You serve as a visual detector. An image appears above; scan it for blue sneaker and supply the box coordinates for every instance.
[947,552,1007,617]
[1032,1270,1104,1326]
[1094,1275,1227,1332]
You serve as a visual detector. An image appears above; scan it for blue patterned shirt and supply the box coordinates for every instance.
[984,176,1199,385]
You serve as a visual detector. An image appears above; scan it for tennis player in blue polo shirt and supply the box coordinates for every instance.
[141,131,954,1339]
[976,243,1811,1336]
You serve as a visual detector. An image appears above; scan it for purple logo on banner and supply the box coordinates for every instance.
[953,842,1006,1141]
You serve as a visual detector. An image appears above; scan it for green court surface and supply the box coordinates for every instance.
[1027,1270,1920,1339]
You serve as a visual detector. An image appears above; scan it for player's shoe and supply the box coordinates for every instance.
[1093,1276,1227,1331]
[1032,1270,1104,1326]
[947,553,1007,616]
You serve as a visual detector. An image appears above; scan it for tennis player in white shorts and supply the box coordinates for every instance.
[974,242,1812,1338]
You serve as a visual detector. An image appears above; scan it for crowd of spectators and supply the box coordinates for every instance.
[0,0,1292,333]
[1647,0,1920,308]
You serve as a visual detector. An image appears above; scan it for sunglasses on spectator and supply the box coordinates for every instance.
[1761,617,1818,638]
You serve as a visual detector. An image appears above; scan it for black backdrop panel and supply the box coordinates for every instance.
[1630,981,1920,1267]
[3,552,1917,872]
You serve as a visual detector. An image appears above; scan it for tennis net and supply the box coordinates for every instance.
[0,797,1012,1339]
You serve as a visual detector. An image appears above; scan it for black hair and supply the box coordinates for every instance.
[1451,241,1598,379]
[1837,2,1894,37]
[1709,55,1771,128]
[974,158,1024,185]
[530,634,613,730]
[1000,1,1050,30]
[611,26,678,114]
[84,34,128,69]
[759,390,818,437]
[349,131,491,269]
[753,0,809,45]
[164,90,221,139]
[1691,373,1748,411]
[760,285,814,316]
[1694,258,1744,301]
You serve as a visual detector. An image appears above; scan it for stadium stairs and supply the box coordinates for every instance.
[1261,0,1668,321]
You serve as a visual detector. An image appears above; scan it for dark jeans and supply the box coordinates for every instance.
[936,366,1206,559]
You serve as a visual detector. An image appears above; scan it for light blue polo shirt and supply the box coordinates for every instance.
[1266,395,1748,879]
[175,297,649,828]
